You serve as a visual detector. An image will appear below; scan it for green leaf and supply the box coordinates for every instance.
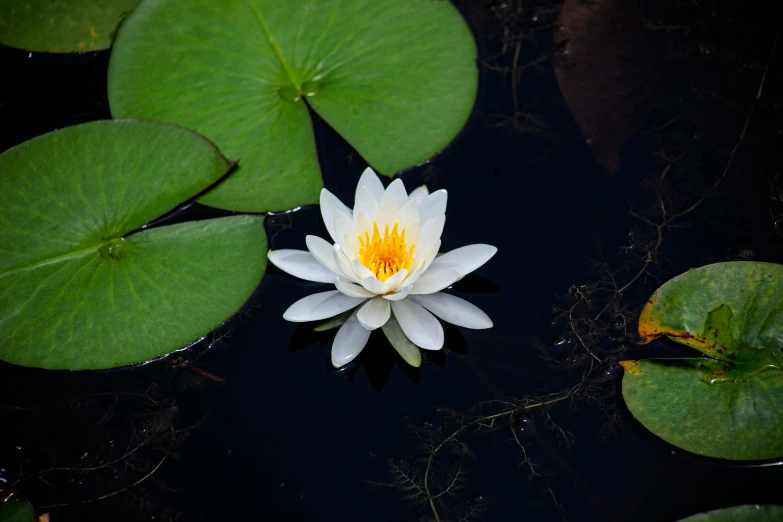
[381,314,421,368]
[0,120,267,370]
[0,490,36,522]
[677,505,783,522]
[638,262,783,358]
[621,261,783,460]
[107,0,478,212]
[621,358,783,460]
[0,0,138,53]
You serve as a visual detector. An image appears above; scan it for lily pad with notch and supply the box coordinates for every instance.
[621,262,783,460]
[107,0,478,212]
[0,0,138,53]
[0,120,267,370]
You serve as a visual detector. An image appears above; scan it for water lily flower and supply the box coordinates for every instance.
[268,167,497,368]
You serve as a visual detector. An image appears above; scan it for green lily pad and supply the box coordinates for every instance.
[677,505,783,522]
[0,0,138,53]
[0,120,267,370]
[0,490,36,522]
[622,262,783,460]
[107,0,478,212]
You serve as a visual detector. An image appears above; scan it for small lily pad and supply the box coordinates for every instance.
[107,0,478,212]
[0,489,36,522]
[677,505,783,522]
[0,0,138,53]
[622,262,783,460]
[0,120,267,370]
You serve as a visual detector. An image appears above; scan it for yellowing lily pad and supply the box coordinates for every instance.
[0,0,138,53]
[677,505,783,522]
[622,262,783,460]
[107,0,478,212]
[0,120,267,370]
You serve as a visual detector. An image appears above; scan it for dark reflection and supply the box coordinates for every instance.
[287,323,328,353]
[450,274,501,294]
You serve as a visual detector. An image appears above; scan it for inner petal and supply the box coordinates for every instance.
[356,219,416,283]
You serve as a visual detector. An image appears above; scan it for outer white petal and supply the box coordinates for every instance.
[391,299,444,350]
[419,214,445,247]
[335,278,375,298]
[354,210,373,239]
[331,309,371,367]
[320,189,351,244]
[413,293,493,329]
[357,296,391,330]
[333,245,359,283]
[410,266,460,295]
[268,250,337,284]
[384,285,412,301]
[305,236,340,275]
[409,185,429,205]
[283,290,366,322]
[431,244,498,277]
[419,189,447,224]
[355,167,385,203]
[382,268,408,292]
[399,200,420,245]
[382,178,408,209]
[354,186,378,220]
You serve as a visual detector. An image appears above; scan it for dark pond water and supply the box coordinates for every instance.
[2,1,782,521]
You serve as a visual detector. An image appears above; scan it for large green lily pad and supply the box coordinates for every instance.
[0,0,138,53]
[677,505,783,522]
[622,262,783,460]
[0,120,267,370]
[107,0,478,212]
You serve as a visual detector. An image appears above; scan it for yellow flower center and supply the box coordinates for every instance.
[357,220,416,282]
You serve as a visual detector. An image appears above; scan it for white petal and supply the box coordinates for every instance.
[354,210,373,239]
[352,259,391,294]
[354,186,378,220]
[268,250,337,283]
[334,211,358,256]
[432,244,498,277]
[357,296,391,330]
[333,245,359,283]
[382,268,408,292]
[409,185,429,205]
[382,178,408,209]
[399,200,420,245]
[320,189,351,244]
[384,285,412,301]
[305,236,340,275]
[419,214,445,247]
[335,278,375,298]
[331,310,371,367]
[413,293,493,329]
[375,188,401,230]
[355,167,385,203]
[283,290,366,322]
[410,266,460,295]
[411,239,441,274]
[419,189,447,224]
[391,299,444,350]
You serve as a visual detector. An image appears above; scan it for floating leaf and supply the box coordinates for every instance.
[107,0,478,212]
[622,262,783,460]
[677,505,783,522]
[0,489,36,522]
[0,120,267,370]
[0,0,138,53]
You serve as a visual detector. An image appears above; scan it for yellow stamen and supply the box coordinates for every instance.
[357,220,416,282]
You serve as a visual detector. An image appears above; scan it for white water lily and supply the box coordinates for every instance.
[268,167,497,368]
